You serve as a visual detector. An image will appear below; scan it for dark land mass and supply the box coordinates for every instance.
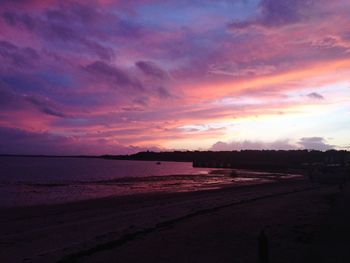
[2,150,350,171]
[104,150,350,170]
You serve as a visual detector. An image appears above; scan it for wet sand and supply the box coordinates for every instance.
[0,177,343,262]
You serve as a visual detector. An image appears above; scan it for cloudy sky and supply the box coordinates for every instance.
[0,0,349,155]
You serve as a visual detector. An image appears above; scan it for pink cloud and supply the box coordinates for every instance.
[1,0,350,153]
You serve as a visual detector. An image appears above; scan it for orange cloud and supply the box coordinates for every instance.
[182,59,350,101]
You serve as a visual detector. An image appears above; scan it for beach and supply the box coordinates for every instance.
[0,176,345,263]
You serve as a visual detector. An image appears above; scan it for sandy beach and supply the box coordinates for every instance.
[0,177,345,263]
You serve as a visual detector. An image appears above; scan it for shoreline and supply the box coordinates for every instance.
[0,168,303,209]
[0,172,302,210]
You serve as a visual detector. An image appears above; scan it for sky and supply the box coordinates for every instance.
[0,0,349,155]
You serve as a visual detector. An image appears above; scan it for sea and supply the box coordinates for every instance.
[0,156,299,207]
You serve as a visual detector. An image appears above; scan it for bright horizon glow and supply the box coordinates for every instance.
[0,0,349,154]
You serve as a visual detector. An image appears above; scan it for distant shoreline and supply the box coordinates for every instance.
[2,149,349,171]
[2,150,349,175]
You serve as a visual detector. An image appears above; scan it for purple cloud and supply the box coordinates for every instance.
[156,86,173,99]
[260,0,306,26]
[0,40,40,67]
[2,8,115,61]
[0,126,159,155]
[0,86,68,119]
[24,95,70,118]
[210,139,296,151]
[298,137,334,151]
[136,61,169,80]
[228,0,313,31]
[0,84,19,110]
[0,0,349,154]
[84,61,143,90]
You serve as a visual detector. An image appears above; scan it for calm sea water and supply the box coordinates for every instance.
[0,157,294,207]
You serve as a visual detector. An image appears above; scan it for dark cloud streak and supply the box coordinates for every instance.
[84,61,143,90]
[136,61,169,80]
[0,40,40,67]
[228,0,313,31]
[25,95,70,118]
[307,92,324,100]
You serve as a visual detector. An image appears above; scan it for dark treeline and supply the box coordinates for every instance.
[3,150,349,170]
[103,150,350,170]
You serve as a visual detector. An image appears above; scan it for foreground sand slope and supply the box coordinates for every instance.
[0,178,338,262]
[80,182,338,263]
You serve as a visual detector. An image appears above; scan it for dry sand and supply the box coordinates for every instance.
[0,177,345,263]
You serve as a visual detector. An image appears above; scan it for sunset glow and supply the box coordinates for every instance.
[1,0,349,154]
